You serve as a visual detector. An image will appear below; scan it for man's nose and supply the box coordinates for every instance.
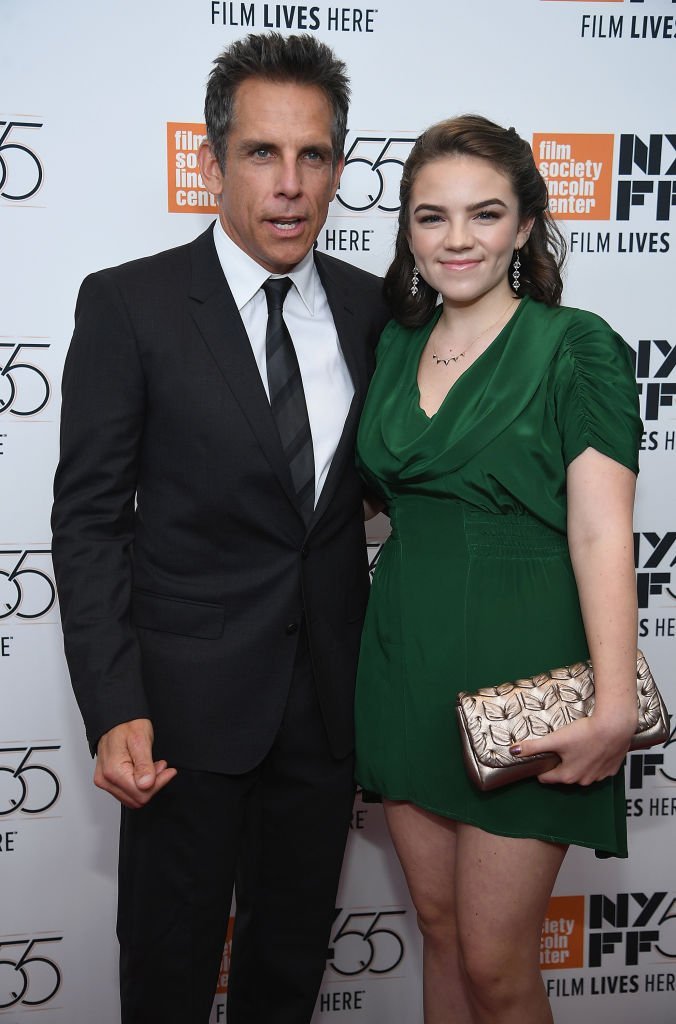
[274,157,302,198]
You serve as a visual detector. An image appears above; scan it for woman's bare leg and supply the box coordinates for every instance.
[384,800,473,1024]
[455,822,567,1024]
[384,802,567,1023]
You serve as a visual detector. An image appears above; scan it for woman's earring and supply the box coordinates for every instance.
[411,264,420,296]
[511,249,521,292]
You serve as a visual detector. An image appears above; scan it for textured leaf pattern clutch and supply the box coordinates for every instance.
[456,650,669,791]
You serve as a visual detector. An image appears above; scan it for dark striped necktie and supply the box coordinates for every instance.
[263,277,315,523]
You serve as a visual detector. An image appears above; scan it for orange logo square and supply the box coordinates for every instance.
[216,916,236,994]
[541,895,585,970]
[533,133,615,220]
[167,122,218,214]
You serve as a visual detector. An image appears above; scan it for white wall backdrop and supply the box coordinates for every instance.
[1,1,675,1021]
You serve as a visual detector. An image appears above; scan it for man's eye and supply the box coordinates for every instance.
[253,148,271,159]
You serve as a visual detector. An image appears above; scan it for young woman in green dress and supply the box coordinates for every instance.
[355,116,642,1024]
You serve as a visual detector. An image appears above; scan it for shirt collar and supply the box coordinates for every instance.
[213,219,317,315]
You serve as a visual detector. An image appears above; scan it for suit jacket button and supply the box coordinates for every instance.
[301,545,309,559]
[286,622,298,635]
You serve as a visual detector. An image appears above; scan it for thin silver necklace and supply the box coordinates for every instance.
[431,299,517,367]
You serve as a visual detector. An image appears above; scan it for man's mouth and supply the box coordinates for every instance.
[270,218,303,231]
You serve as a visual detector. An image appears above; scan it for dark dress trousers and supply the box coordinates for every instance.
[52,225,389,1023]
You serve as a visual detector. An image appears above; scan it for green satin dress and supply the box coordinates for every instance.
[355,296,642,856]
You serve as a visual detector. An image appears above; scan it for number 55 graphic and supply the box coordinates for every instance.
[336,136,415,213]
[0,121,43,201]
[0,746,61,816]
[0,550,56,620]
[0,343,51,416]
[0,937,62,1008]
[328,909,406,976]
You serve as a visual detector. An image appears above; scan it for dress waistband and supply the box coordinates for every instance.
[463,510,569,558]
[387,498,568,559]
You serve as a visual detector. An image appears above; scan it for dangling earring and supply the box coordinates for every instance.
[511,249,521,292]
[411,264,420,296]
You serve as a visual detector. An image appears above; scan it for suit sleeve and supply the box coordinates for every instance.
[52,271,150,753]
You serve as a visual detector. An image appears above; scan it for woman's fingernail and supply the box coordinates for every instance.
[510,745,522,756]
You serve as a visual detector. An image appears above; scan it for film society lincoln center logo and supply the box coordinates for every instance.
[541,895,585,970]
[167,123,218,213]
[532,134,614,220]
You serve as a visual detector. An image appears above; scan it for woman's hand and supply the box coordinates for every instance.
[511,706,637,786]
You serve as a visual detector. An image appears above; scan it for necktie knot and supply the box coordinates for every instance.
[263,277,293,313]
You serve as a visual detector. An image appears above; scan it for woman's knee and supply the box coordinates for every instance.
[459,936,538,1007]
[413,896,458,947]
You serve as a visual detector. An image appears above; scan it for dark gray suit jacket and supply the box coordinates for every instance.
[52,226,389,772]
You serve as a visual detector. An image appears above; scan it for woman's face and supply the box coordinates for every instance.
[407,154,533,308]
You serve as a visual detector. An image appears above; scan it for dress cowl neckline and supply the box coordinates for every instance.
[361,297,578,484]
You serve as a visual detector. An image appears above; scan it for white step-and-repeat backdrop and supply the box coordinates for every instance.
[2,1,675,1021]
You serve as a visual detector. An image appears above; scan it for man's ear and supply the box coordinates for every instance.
[198,141,224,198]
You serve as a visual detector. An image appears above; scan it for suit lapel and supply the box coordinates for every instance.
[188,232,370,532]
[311,254,366,527]
[188,228,299,514]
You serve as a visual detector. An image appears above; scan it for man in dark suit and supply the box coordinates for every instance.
[52,33,388,1024]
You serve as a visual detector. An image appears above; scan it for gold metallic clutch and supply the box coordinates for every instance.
[455,650,669,792]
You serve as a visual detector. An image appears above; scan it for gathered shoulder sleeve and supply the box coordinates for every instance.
[553,310,642,474]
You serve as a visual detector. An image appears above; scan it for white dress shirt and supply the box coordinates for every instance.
[212,220,355,508]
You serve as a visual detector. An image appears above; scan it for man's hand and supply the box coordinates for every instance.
[94,718,177,808]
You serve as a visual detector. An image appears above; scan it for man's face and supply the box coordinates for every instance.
[200,78,343,274]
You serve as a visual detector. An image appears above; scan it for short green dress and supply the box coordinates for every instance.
[355,296,642,856]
